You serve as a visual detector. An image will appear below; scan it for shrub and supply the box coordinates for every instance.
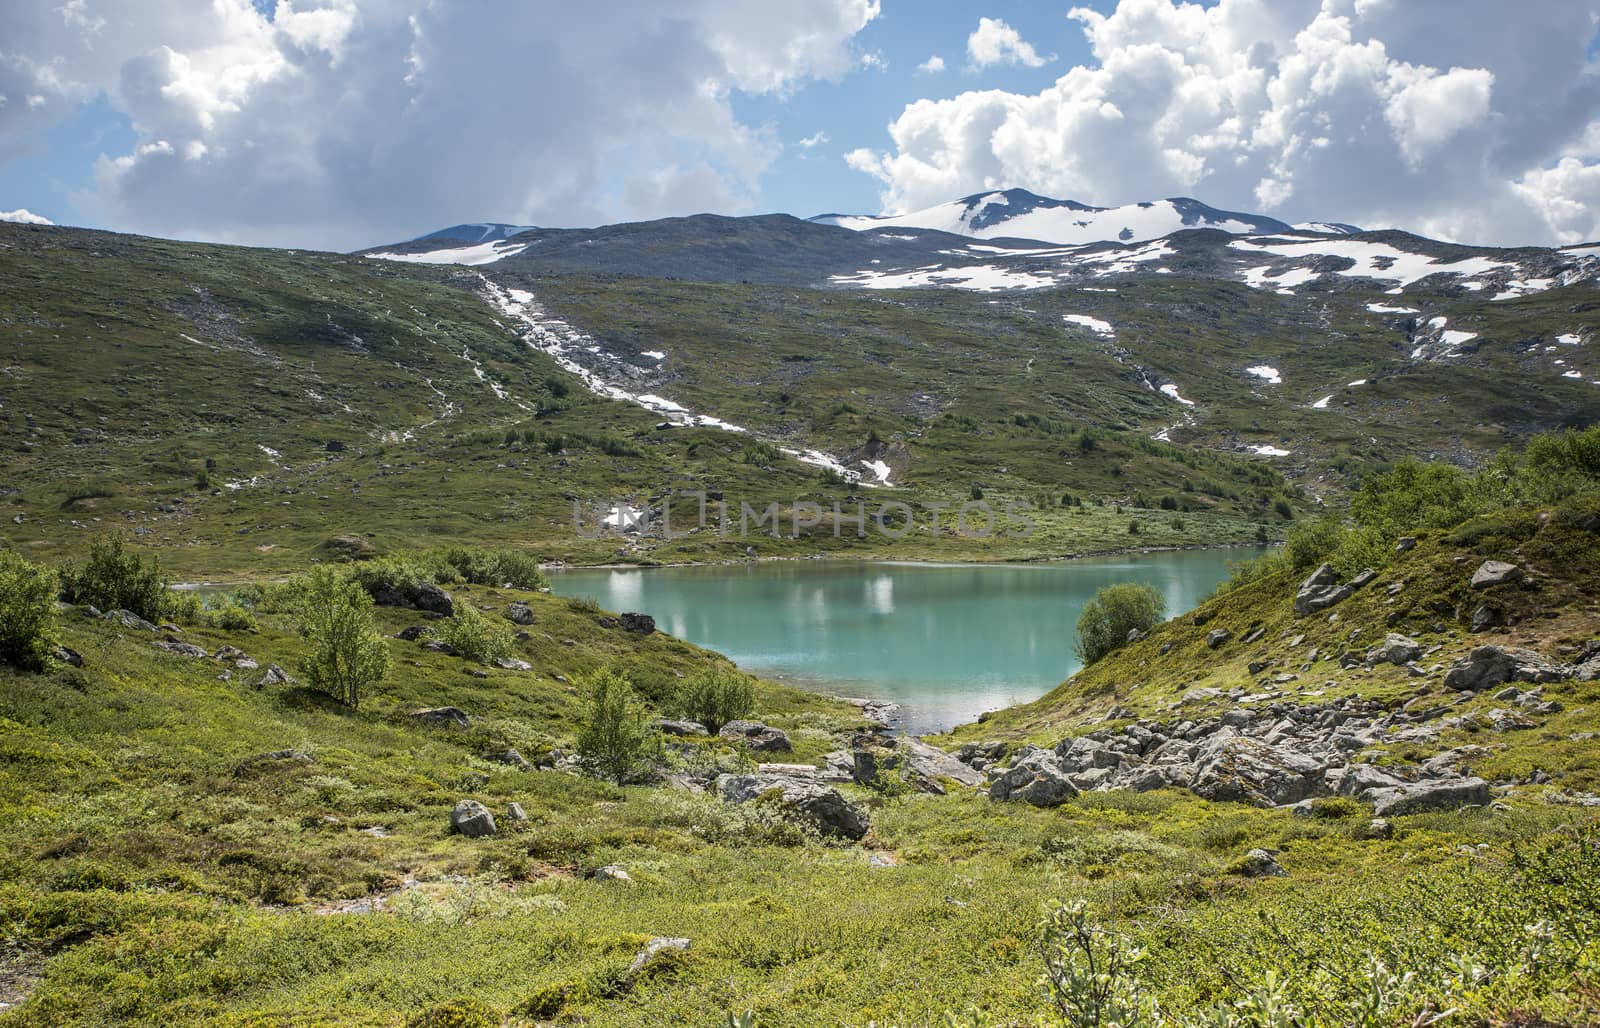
[574,669,659,784]
[435,603,515,663]
[294,566,390,709]
[431,546,549,590]
[205,600,259,632]
[0,551,59,670]
[63,533,168,621]
[676,668,755,733]
[1075,583,1165,666]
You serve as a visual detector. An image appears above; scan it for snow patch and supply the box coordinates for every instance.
[1250,445,1292,457]
[1063,314,1115,336]
[1245,365,1282,384]
[1159,383,1195,406]
[1312,395,1334,409]
[1366,302,1419,314]
[368,240,529,266]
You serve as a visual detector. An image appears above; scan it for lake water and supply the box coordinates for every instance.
[549,549,1261,733]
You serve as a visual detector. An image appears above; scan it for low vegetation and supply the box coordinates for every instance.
[0,551,57,670]
[676,667,756,733]
[1075,582,1166,666]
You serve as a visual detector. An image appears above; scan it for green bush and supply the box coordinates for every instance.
[63,533,168,621]
[294,567,391,709]
[430,546,549,590]
[434,603,515,663]
[676,668,755,733]
[574,669,659,784]
[204,600,259,632]
[0,551,59,670]
[1075,583,1165,666]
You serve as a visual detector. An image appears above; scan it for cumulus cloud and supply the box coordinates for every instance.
[798,131,830,149]
[0,208,51,224]
[917,55,946,75]
[967,17,1050,69]
[0,0,880,248]
[851,0,1600,246]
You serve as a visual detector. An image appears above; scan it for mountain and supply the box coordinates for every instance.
[413,222,536,244]
[811,188,1294,244]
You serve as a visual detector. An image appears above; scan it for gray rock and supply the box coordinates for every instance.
[492,656,533,671]
[1443,646,1570,692]
[411,706,471,728]
[506,802,528,821]
[1395,537,1417,554]
[719,720,792,753]
[1335,764,1408,799]
[653,718,710,736]
[255,664,295,687]
[153,640,210,658]
[898,737,985,788]
[1470,603,1500,633]
[1189,734,1328,807]
[627,937,689,976]
[1294,564,1354,616]
[1470,561,1522,590]
[593,864,632,881]
[488,748,532,770]
[1234,848,1286,877]
[1366,634,1421,666]
[413,581,455,615]
[52,645,83,667]
[505,600,534,625]
[1205,628,1233,649]
[1367,777,1490,816]
[714,773,870,840]
[450,799,497,837]
[989,750,1080,807]
[105,609,159,632]
[619,612,656,634]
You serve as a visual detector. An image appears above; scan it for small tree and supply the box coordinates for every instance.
[435,602,515,663]
[575,669,658,784]
[295,567,390,709]
[65,533,168,621]
[677,667,755,733]
[1075,583,1165,666]
[0,551,59,670]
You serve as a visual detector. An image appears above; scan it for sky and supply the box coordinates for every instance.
[1,0,1599,251]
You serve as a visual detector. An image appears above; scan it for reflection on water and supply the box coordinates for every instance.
[551,550,1261,734]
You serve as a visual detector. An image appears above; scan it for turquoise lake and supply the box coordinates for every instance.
[549,549,1262,733]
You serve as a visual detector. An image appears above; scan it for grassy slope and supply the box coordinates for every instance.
[3,520,1599,1024]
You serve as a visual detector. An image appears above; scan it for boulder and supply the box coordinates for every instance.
[488,748,532,770]
[505,601,534,625]
[619,612,656,634]
[506,802,528,821]
[1395,537,1417,554]
[413,581,454,615]
[1294,564,1354,616]
[255,664,295,687]
[1366,634,1421,666]
[105,609,159,632]
[627,937,689,977]
[411,706,471,728]
[719,720,792,753]
[652,718,710,737]
[715,773,870,840]
[1443,646,1570,692]
[450,799,496,837]
[989,749,1080,807]
[1233,848,1287,878]
[396,625,425,641]
[1470,561,1522,591]
[154,640,209,658]
[1188,734,1329,807]
[898,737,985,788]
[492,656,533,671]
[52,645,83,667]
[1367,777,1490,817]
[1205,628,1233,649]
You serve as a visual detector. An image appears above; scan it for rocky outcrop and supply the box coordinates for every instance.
[1293,564,1355,616]
[1443,646,1572,692]
[412,706,471,728]
[1366,633,1422,666]
[719,720,792,753]
[450,799,496,837]
[1469,561,1522,590]
[619,612,656,634]
[505,601,534,625]
[653,718,710,737]
[972,688,1523,812]
[714,773,869,840]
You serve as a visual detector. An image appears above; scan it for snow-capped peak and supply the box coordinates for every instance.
[413,222,535,245]
[811,189,1294,246]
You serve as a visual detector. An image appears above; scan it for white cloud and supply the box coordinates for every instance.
[853,0,1600,246]
[967,17,1050,69]
[917,55,946,75]
[0,0,880,248]
[0,208,51,224]
[798,131,830,149]
[860,50,888,72]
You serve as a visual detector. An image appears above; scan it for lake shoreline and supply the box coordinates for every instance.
[542,539,1269,573]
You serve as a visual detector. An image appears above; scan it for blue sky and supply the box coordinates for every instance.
[2,0,1596,249]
